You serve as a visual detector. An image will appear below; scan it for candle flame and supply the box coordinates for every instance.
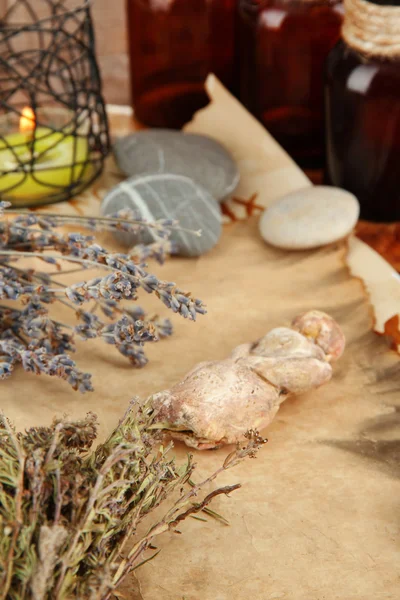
[19,107,36,133]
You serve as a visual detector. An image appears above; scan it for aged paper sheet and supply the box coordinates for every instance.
[1,78,399,599]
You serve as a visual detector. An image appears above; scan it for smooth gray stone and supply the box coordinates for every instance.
[101,173,222,257]
[259,186,360,250]
[113,129,240,202]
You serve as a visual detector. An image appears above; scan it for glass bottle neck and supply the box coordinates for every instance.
[342,0,400,59]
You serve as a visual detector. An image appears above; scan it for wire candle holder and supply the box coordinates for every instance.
[0,0,111,207]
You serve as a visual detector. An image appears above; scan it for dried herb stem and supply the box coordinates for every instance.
[0,204,204,389]
[0,400,266,599]
[0,418,26,600]
[7,209,202,236]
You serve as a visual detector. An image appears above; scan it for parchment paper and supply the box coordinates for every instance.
[1,77,400,600]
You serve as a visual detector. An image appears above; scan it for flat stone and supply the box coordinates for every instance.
[113,129,239,202]
[101,173,222,257]
[259,186,360,250]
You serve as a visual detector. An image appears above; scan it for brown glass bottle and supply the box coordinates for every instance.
[126,0,236,129]
[325,41,400,222]
[238,0,343,169]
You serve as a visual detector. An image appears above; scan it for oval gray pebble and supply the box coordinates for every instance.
[101,173,222,257]
[113,129,240,202]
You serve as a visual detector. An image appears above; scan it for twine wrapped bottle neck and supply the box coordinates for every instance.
[342,0,400,59]
[240,0,340,6]
[277,0,340,3]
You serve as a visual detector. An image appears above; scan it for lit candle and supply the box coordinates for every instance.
[0,107,90,206]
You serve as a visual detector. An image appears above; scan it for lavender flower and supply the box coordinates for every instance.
[0,207,206,391]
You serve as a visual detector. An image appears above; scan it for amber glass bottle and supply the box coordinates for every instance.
[237,0,343,169]
[126,0,236,129]
[325,0,400,222]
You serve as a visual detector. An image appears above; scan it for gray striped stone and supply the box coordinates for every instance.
[113,130,240,202]
[101,173,222,257]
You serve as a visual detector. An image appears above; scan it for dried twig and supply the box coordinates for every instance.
[0,398,266,599]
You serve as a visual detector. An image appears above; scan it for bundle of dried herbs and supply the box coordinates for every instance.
[0,203,265,598]
[0,201,205,391]
[0,399,266,599]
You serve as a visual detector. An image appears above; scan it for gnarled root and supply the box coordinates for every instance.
[151,311,345,450]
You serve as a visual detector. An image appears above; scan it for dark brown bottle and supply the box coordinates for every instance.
[237,0,343,169]
[325,2,400,222]
[126,0,236,129]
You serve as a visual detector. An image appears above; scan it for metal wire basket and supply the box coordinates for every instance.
[0,0,110,207]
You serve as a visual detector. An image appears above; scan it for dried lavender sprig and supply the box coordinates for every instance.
[0,249,206,321]
[1,208,181,264]
[6,208,202,237]
[0,267,172,369]
[0,205,206,391]
[0,240,172,346]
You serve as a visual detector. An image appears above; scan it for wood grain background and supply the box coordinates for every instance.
[91,0,130,105]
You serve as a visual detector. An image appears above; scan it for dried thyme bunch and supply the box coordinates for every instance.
[0,399,266,599]
[0,202,205,391]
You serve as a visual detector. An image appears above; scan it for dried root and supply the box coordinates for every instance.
[152,310,345,449]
